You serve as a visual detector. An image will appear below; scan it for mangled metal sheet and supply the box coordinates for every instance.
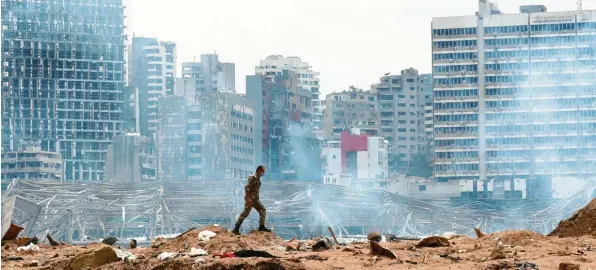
[1,179,593,242]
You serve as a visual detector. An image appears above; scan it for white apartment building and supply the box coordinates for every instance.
[129,37,177,139]
[255,55,323,130]
[323,128,389,183]
[182,54,235,93]
[432,1,596,194]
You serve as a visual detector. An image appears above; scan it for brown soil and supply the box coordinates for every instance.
[2,225,596,270]
[550,198,596,238]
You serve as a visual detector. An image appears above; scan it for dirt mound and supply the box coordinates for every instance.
[148,226,283,256]
[484,230,546,246]
[549,198,596,238]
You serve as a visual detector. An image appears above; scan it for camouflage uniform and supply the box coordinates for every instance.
[235,174,266,227]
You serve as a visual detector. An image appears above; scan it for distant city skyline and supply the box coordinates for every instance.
[126,0,592,95]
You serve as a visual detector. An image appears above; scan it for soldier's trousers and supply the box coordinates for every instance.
[235,198,266,226]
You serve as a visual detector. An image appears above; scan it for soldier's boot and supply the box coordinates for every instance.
[258,225,271,232]
[232,224,241,235]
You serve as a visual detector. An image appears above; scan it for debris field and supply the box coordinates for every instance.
[2,199,596,270]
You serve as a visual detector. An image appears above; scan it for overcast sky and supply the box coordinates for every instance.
[127,0,594,96]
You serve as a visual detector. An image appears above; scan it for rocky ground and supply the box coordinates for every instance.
[2,199,596,270]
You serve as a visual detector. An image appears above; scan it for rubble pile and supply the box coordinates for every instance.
[550,198,596,238]
[2,224,596,270]
[3,197,596,269]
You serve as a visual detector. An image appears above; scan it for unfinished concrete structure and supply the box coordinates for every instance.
[105,133,156,183]
[247,70,321,181]
[1,141,63,182]
[1,0,126,181]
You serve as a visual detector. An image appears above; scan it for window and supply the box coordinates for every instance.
[380,95,394,101]
[407,79,415,83]
[418,185,427,191]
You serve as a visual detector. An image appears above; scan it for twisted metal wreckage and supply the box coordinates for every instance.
[1,179,594,242]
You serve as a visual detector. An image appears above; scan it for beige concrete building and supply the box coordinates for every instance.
[1,142,63,182]
[371,69,432,170]
[324,87,379,141]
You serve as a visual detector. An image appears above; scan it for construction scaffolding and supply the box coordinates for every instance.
[1,179,594,242]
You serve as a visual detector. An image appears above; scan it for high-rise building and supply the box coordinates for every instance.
[432,1,596,193]
[371,69,431,171]
[1,0,126,181]
[105,133,156,183]
[157,93,257,181]
[324,87,379,140]
[182,54,235,93]
[255,55,322,130]
[246,70,321,181]
[129,37,176,138]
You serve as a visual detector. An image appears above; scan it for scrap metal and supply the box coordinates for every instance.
[1,179,594,242]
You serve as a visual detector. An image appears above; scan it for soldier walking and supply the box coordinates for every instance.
[232,165,271,235]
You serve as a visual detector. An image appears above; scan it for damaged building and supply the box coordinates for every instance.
[247,70,322,181]
[1,141,63,182]
[157,93,257,181]
[1,0,127,181]
[105,133,156,183]
[432,1,596,197]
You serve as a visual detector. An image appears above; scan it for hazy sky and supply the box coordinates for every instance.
[127,0,594,96]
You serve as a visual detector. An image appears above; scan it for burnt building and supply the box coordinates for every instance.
[246,70,322,181]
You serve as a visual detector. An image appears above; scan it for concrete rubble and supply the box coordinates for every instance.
[0,212,595,269]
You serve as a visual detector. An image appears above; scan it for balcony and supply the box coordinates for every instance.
[432,46,477,52]
[434,132,478,138]
[434,144,478,151]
